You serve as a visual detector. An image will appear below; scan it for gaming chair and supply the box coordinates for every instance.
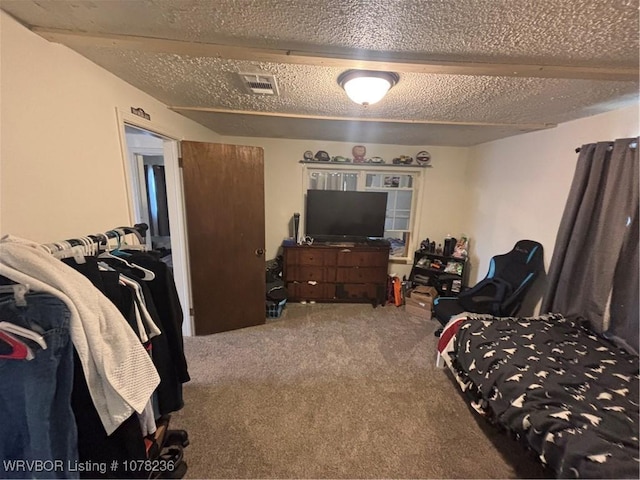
[433,240,544,329]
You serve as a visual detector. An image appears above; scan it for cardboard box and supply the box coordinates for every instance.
[405,286,438,320]
[410,285,438,301]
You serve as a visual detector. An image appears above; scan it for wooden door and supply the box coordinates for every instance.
[181,141,266,335]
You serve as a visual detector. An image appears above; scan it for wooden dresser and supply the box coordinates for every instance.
[282,242,390,306]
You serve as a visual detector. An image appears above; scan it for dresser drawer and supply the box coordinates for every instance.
[285,248,336,266]
[287,266,326,282]
[286,282,335,300]
[336,250,389,267]
[336,267,387,283]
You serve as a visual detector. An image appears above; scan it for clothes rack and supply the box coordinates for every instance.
[0,224,189,479]
[42,223,149,252]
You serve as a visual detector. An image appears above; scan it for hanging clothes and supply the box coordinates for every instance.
[0,235,160,435]
[0,292,79,479]
[59,257,159,479]
[121,251,190,383]
[0,227,190,479]
[99,255,188,414]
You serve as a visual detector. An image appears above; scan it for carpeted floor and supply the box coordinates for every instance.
[170,303,550,479]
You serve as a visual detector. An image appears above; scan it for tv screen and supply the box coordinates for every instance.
[305,190,388,239]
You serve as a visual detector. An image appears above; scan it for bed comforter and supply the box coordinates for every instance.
[437,313,639,479]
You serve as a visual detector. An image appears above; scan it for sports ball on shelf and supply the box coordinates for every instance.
[352,145,367,163]
[416,150,431,166]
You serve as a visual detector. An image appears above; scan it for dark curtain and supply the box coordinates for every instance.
[541,137,639,353]
[144,165,171,237]
[608,205,639,353]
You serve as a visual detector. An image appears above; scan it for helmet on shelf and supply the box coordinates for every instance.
[314,150,330,162]
[392,155,413,165]
[367,156,385,164]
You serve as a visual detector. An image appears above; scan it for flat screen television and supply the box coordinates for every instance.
[305,190,388,240]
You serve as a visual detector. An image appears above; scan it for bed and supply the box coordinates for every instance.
[437,313,639,479]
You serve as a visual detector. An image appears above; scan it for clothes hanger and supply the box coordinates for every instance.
[118,274,161,340]
[118,226,145,246]
[0,330,34,360]
[99,251,155,279]
[77,235,99,258]
[75,236,93,257]
[88,236,100,256]
[51,242,87,264]
[53,241,69,252]
[97,261,116,272]
[0,284,29,306]
[114,228,150,254]
[109,229,131,257]
[0,321,47,350]
[116,226,148,251]
[98,231,155,281]
[102,229,136,257]
[42,242,62,253]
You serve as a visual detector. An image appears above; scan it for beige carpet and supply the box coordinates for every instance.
[170,303,549,479]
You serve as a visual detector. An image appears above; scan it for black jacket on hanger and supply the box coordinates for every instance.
[91,257,187,415]
[62,257,147,479]
[123,251,190,384]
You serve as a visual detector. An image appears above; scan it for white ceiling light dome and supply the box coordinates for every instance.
[338,70,399,106]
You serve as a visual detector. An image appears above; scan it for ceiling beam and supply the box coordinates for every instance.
[33,27,638,81]
[169,106,555,131]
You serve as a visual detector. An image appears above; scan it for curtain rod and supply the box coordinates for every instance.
[575,141,638,153]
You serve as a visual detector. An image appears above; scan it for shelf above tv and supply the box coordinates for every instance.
[299,160,431,169]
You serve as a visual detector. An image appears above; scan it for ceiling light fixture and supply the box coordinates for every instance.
[338,70,399,106]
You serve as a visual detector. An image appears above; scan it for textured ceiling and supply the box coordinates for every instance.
[2,0,638,146]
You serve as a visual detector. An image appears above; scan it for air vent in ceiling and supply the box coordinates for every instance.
[239,73,279,95]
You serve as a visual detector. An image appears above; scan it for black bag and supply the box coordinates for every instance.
[265,255,283,283]
[266,280,287,302]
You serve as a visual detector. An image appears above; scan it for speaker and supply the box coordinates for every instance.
[293,213,300,243]
[444,237,457,257]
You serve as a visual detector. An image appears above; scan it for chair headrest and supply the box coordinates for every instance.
[512,240,543,264]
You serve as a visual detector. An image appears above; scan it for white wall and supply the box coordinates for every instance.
[467,104,639,313]
[0,12,220,242]
[215,135,472,277]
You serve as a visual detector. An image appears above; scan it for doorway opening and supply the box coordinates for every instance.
[120,122,193,336]
[125,125,172,254]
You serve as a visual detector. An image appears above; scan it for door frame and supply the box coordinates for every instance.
[115,108,194,336]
